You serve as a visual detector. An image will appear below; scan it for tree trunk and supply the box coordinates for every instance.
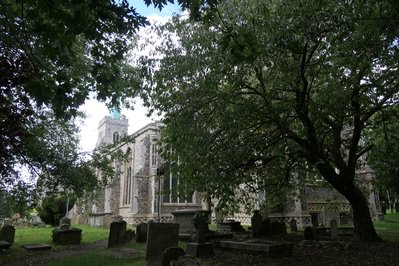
[335,183,382,242]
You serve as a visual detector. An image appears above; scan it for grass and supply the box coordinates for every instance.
[2,215,399,266]
[0,224,111,265]
[45,251,145,266]
[374,212,399,242]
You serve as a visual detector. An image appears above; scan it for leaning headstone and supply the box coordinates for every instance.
[289,218,298,232]
[0,225,15,243]
[108,220,127,248]
[136,223,148,243]
[59,217,71,228]
[146,223,179,266]
[251,210,263,237]
[161,247,185,266]
[330,219,338,241]
[304,226,315,240]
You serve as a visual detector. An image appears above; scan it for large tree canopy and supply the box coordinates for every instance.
[0,0,192,191]
[139,0,399,241]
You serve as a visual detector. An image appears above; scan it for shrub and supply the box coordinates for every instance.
[37,195,75,226]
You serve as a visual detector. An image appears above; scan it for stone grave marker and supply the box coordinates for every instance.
[108,220,127,248]
[270,221,287,235]
[330,219,338,241]
[289,218,298,232]
[251,210,263,237]
[146,223,179,266]
[304,226,315,240]
[161,247,185,266]
[186,212,214,258]
[59,217,71,228]
[0,225,15,243]
[136,223,148,243]
[0,240,12,250]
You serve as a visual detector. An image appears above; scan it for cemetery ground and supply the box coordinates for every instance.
[0,214,398,266]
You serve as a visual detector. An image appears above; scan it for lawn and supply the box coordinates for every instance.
[1,215,399,266]
[374,212,399,242]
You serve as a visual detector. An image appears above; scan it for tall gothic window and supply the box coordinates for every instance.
[151,143,158,167]
[162,163,193,204]
[123,148,132,205]
[113,132,119,143]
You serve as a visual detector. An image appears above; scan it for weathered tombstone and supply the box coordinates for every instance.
[186,212,214,258]
[108,220,127,248]
[161,247,185,266]
[136,223,148,243]
[260,218,271,236]
[304,226,315,240]
[270,221,287,235]
[146,223,179,266]
[330,219,338,241]
[0,225,15,243]
[52,228,82,245]
[2,218,12,227]
[289,218,298,232]
[59,217,71,228]
[0,240,12,250]
[251,210,263,237]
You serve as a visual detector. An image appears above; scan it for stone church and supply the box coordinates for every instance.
[78,112,203,226]
[71,112,383,228]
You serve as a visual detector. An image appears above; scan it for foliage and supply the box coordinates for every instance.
[139,0,399,241]
[366,105,399,194]
[0,0,152,190]
[1,181,37,219]
[37,194,75,227]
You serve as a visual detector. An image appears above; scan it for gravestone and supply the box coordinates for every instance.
[330,219,338,241]
[270,221,287,235]
[304,226,315,240]
[161,247,185,266]
[146,223,179,266]
[2,219,12,227]
[289,219,298,232]
[0,240,12,250]
[52,227,82,245]
[136,223,148,243]
[59,217,71,228]
[251,210,263,237]
[186,212,214,258]
[108,220,127,248]
[0,225,15,243]
[260,218,271,236]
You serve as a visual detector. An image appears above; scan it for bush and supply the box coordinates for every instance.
[37,195,75,227]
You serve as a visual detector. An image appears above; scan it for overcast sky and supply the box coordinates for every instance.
[78,1,181,153]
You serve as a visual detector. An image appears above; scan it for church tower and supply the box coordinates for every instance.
[96,109,129,147]
[94,109,129,214]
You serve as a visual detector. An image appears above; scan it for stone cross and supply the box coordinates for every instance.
[192,212,207,243]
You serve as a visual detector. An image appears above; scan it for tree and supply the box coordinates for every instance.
[366,104,399,195]
[0,0,190,190]
[37,194,75,227]
[140,0,399,241]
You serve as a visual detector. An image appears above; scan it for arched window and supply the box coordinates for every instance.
[113,132,119,143]
[123,148,132,205]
